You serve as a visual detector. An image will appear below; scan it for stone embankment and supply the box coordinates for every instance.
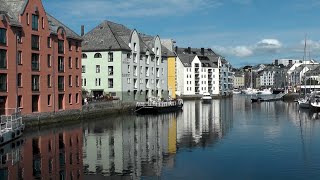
[23,100,135,128]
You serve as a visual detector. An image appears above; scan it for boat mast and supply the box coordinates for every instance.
[303,35,307,95]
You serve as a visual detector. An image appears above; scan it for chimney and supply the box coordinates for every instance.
[201,48,205,55]
[175,46,178,53]
[188,47,191,54]
[81,25,85,36]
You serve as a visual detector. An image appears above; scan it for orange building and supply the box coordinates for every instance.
[0,0,82,115]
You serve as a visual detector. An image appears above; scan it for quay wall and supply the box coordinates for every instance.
[23,100,136,127]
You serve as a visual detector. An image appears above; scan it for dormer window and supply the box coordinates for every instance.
[94,53,102,58]
[82,53,87,59]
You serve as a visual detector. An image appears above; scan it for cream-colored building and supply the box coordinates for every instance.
[234,74,245,89]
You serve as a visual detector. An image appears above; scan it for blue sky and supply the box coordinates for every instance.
[43,0,320,67]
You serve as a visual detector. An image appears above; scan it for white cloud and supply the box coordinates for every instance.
[256,39,282,49]
[213,38,283,57]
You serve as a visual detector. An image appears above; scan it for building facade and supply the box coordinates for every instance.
[0,0,82,115]
[234,73,244,89]
[82,21,169,102]
[175,47,220,96]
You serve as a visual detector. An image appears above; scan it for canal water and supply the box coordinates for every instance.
[2,95,320,179]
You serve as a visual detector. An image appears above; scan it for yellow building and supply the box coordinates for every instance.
[168,56,177,98]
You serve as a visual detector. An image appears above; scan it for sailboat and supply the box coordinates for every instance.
[298,36,310,109]
[242,68,258,95]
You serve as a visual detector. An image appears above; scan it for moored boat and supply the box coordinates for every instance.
[0,109,25,146]
[201,92,212,103]
[135,98,184,115]
[257,88,272,95]
[298,97,310,109]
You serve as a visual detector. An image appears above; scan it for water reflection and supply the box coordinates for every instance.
[3,97,320,179]
[82,99,233,178]
[0,128,83,180]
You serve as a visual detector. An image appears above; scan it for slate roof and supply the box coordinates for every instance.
[0,0,26,27]
[82,21,131,51]
[177,54,196,67]
[0,0,81,40]
[161,45,175,57]
[46,14,82,41]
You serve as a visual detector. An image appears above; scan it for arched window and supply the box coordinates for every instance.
[82,53,87,59]
[94,53,102,58]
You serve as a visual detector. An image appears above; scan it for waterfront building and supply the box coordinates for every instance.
[234,73,245,89]
[0,0,82,115]
[82,21,169,101]
[175,47,220,96]
[161,39,177,98]
[274,59,301,66]
[219,58,234,96]
[259,67,276,88]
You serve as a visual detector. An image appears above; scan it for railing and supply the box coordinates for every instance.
[0,108,23,135]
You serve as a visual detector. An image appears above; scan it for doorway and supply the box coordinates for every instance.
[58,94,64,110]
[32,95,39,112]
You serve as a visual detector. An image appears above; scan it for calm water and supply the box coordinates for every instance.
[2,95,320,179]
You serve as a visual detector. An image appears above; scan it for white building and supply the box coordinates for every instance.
[175,47,220,96]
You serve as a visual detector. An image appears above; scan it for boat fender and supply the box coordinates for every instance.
[0,136,3,143]
[11,132,15,139]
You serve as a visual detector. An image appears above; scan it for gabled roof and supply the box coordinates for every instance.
[0,0,26,27]
[82,21,131,51]
[177,54,196,67]
[161,45,175,57]
[0,0,81,40]
[46,14,82,41]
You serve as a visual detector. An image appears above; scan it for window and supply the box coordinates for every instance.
[156,57,159,65]
[96,65,100,73]
[68,57,72,69]
[133,43,137,51]
[83,78,86,86]
[82,53,87,59]
[108,53,113,62]
[0,74,7,91]
[0,49,6,69]
[76,93,79,104]
[127,53,131,59]
[146,55,149,64]
[128,65,130,73]
[161,68,164,75]
[108,78,113,88]
[161,58,164,63]
[58,57,64,72]
[32,75,40,91]
[18,96,22,108]
[58,76,64,91]
[17,31,22,43]
[17,73,22,87]
[31,35,39,50]
[47,75,52,87]
[127,78,131,84]
[145,67,149,77]
[26,13,29,25]
[0,28,6,45]
[41,17,44,29]
[76,58,79,69]
[17,51,22,65]
[68,75,72,87]
[140,55,143,61]
[108,66,113,75]
[95,78,101,86]
[133,53,137,63]
[76,76,79,87]
[69,94,72,104]
[47,54,51,67]
[48,95,51,106]
[31,53,39,71]
[32,14,39,31]
[134,66,137,76]
[68,41,72,51]
[76,42,79,51]
[47,37,51,48]
[58,40,64,54]
[94,53,102,58]
[82,65,85,73]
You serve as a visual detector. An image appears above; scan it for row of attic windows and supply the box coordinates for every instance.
[82,53,113,61]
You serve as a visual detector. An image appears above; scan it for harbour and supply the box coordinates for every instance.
[2,96,320,179]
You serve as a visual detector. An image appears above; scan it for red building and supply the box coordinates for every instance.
[0,0,82,115]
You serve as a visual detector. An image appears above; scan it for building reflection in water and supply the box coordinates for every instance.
[0,128,83,180]
[83,99,234,178]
